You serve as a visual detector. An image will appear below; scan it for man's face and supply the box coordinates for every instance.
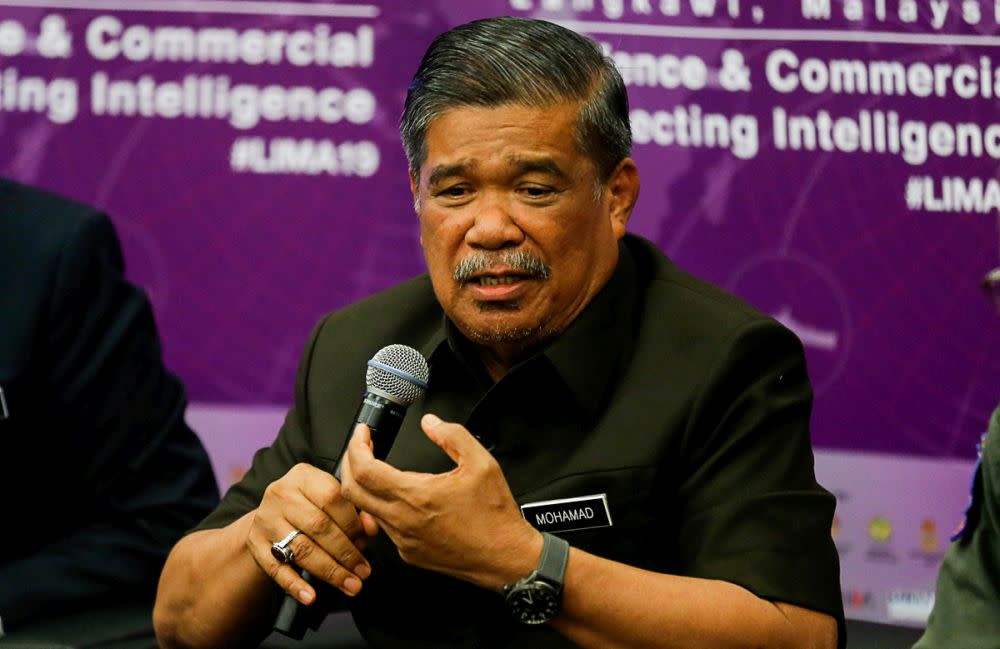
[411,102,638,350]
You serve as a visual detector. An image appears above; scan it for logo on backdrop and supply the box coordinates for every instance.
[909,517,946,565]
[865,515,898,564]
[887,590,935,624]
[842,589,874,610]
[919,518,938,553]
[868,516,892,544]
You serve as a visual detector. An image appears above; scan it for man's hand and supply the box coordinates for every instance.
[246,463,378,604]
[340,415,542,590]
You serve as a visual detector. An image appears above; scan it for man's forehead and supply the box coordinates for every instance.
[423,102,580,146]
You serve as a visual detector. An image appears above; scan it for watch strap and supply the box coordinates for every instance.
[535,532,569,587]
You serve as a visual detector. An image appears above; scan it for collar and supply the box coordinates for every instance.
[419,238,639,419]
[539,238,638,420]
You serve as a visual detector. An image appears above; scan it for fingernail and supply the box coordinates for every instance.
[298,588,314,604]
[423,413,442,427]
[355,563,371,579]
[344,577,363,595]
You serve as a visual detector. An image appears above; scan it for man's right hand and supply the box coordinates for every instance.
[247,462,377,604]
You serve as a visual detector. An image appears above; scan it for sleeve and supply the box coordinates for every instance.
[192,313,329,531]
[674,318,846,647]
[190,314,352,624]
[0,212,220,626]
[915,405,1000,649]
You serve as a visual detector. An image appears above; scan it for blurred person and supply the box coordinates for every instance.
[0,178,220,632]
[913,262,1000,649]
[154,17,843,649]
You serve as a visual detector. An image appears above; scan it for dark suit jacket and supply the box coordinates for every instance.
[0,178,219,628]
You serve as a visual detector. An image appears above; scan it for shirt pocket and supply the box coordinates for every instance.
[514,465,673,572]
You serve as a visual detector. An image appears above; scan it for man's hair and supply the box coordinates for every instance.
[400,16,631,180]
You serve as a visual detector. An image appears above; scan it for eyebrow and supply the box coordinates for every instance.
[428,162,476,188]
[508,156,569,180]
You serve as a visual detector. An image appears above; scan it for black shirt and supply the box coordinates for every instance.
[198,233,845,648]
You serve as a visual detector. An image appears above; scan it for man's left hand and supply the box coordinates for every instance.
[339,414,542,590]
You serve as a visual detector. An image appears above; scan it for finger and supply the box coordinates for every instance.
[421,414,485,466]
[270,560,319,605]
[293,465,367,542]
[355,422,375,452]
[270,466,371,577]
[283,510,371,584]
[269,463,364,540]
[347,422,376,464]
[256,465,348,553]
[270,534,370,605]
[359,510,382,538]
[342,424,407,501]
[249,524,362,601]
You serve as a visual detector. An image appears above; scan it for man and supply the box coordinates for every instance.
[0,178,219,631]
[154,17,843,649]
[913,266,1000,649]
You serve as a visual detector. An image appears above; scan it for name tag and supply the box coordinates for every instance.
[520,493,612,533]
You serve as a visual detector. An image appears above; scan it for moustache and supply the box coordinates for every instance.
[452,249,551,283]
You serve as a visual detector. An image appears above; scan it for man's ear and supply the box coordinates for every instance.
[605,158,640,239]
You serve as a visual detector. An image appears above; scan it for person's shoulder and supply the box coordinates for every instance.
[984,403,1000,470]
[0,178,104,227]
[309,275,441,351]
[293,276,441,398]
[0,178,111,258]
[626,234,773,337]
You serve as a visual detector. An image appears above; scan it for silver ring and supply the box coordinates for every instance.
[270,529,301,564]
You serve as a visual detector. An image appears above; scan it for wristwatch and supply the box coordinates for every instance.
[502,532,570,624]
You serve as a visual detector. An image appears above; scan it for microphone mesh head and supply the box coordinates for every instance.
[366,344,430,405]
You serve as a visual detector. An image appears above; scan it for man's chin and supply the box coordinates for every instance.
[465,329,538,345]
[457,317,550,346]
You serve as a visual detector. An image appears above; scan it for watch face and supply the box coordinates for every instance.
[506,581,561,625]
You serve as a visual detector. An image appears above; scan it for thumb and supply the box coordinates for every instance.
[352,422,375,452]
[420,413,482,465]
[359,511,381,538]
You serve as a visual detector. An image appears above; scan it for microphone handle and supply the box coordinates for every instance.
[273,393,407,638]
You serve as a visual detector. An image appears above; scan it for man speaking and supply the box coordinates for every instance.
[154,17,843,649]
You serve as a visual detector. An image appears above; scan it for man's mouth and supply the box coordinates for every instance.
[464,273,536,300]
[474,275,525,286]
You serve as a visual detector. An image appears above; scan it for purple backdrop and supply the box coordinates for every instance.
[2,0,996,459]
[3,0,1000,627]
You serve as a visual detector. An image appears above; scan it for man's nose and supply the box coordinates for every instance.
[464,194,524,250]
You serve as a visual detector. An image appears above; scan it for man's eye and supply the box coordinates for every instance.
[521,186,554,198]
[440,186,467,198]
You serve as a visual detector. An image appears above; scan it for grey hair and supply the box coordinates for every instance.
[400,16,631,181]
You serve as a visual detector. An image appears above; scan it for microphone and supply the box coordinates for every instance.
[274,344,430,638]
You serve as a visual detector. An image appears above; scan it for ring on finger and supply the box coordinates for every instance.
[271,529,302,564]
